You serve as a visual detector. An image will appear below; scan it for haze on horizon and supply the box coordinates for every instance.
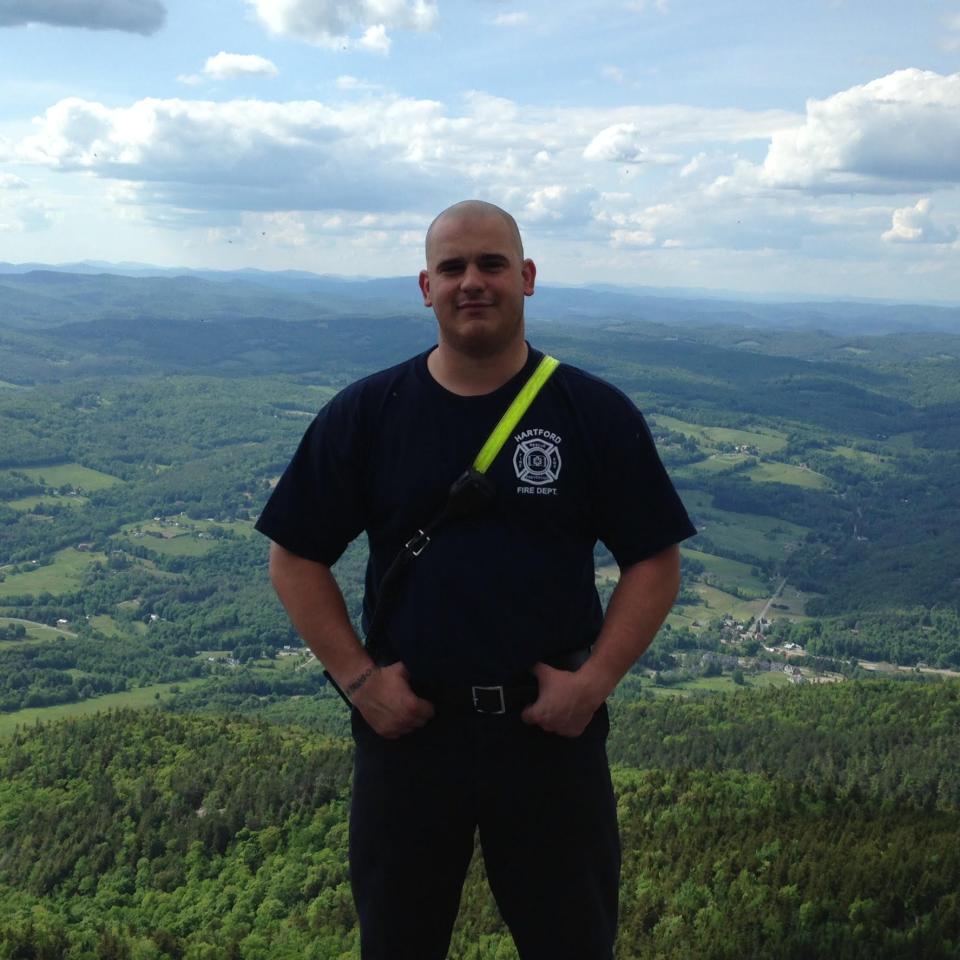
[1,0,959,302]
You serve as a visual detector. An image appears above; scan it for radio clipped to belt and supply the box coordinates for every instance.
[323,353,560,704]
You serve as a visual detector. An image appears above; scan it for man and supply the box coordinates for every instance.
[256,200,695,959]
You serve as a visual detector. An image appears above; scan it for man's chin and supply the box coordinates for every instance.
[446,322,524,360]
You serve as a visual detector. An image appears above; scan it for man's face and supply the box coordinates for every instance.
[419,210,536,359]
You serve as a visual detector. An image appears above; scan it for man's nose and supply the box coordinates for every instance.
[459,262,484,291]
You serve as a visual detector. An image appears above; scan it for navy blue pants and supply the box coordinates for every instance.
[349,704,620,959]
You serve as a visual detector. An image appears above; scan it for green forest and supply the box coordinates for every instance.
[1,273,960,956]
[1,681,957,959]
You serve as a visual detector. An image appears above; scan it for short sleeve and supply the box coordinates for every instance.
[592,391,696,568]
[254,389,367,566]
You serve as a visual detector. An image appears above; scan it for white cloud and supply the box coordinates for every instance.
[593,183,862,254]
[16,95,457,214]
[583,123,680,165]
[0,179,53,233]
[491,11,529,26]
[336,74,382,91]
[8,90,812,268]
[679,152,708,177]
[522,185,596,224]
[624,0,669,12]
[882,198,958,244]
[0,0,165,34]
[202,52,279,80]
[179,52,279,85]
[758,69,960,192]
[247,0,438,50]
[611,228,656,247]
[357,24,390,53]
[7,90,844,257]
[0,173,29,190]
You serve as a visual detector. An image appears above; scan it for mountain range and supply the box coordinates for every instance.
[3,262,960,335]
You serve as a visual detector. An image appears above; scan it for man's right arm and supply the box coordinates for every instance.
[268,541,434,738]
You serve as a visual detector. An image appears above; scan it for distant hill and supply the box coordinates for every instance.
[2,264,960,335]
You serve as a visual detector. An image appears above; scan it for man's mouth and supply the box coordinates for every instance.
[458,300,494,309]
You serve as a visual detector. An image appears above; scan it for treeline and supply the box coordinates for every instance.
[1,682,957,958]
[0,633,204,712]
[0,442,283,565]
[608,680,960,809]
[0,532,366,713]
[766,608,960,669]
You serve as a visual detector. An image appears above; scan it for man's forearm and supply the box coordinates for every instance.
[522,544,681,736]
[580,544,681,700]
[267,541,375,692]
[267,541,435,737]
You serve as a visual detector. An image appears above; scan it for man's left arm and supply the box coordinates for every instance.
[521,543,681,737]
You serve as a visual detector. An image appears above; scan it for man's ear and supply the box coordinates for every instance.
[418,270,432,307]
[522,259,536,297]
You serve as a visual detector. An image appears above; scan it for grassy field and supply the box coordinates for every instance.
[879,432,920,453]
[0,679,207,738]
[9,462,122,491]
[831,444,890,467]
[650,414,788,455]
[643,669,793,698]
[676,582,768,622]
[117,517,255,558]
[764,584,811,619]
[136,534,221,558]
[4,493,89,511]
[0,547,106,598]
[742,460,829,489]
[652,413,828,492]
[682,453,749,474]
[0,616,75,646]
[682,489,809,563]
[682,548,770,597]
[87,614,142,637]
[679,456,829,490]
[602,547,773,603]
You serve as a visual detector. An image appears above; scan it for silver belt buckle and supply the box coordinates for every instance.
[472,684,506,715]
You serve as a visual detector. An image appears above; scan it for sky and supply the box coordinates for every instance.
[1,0,959,301]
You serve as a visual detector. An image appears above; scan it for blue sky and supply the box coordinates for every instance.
[1,0,959,300]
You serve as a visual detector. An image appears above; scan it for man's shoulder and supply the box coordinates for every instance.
[330,350,427,408]
[551,358,636,413]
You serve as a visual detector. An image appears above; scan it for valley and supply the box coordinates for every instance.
[1,273,958,957]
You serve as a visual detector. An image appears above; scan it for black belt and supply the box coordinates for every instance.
[413,679,538,716]
[411,647,591,717]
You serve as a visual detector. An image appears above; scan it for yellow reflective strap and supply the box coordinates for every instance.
[472,354,560,474]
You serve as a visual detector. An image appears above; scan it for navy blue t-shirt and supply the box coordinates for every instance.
[256,345,696,683]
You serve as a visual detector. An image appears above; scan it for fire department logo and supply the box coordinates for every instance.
[513,438,562,486]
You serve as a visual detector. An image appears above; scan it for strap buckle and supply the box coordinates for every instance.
[472,685,506,715]
[405,530,430,557]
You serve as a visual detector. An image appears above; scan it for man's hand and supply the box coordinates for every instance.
[521,662,605,738]
[349,661,435,740]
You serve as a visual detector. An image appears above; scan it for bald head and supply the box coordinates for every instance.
[425,200,524,263]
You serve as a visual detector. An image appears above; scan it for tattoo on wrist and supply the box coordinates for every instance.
[344,666,377,700]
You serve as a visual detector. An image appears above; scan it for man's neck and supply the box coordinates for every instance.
[427,338,530,397]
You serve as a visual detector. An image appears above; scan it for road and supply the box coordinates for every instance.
[755,578,788,629]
